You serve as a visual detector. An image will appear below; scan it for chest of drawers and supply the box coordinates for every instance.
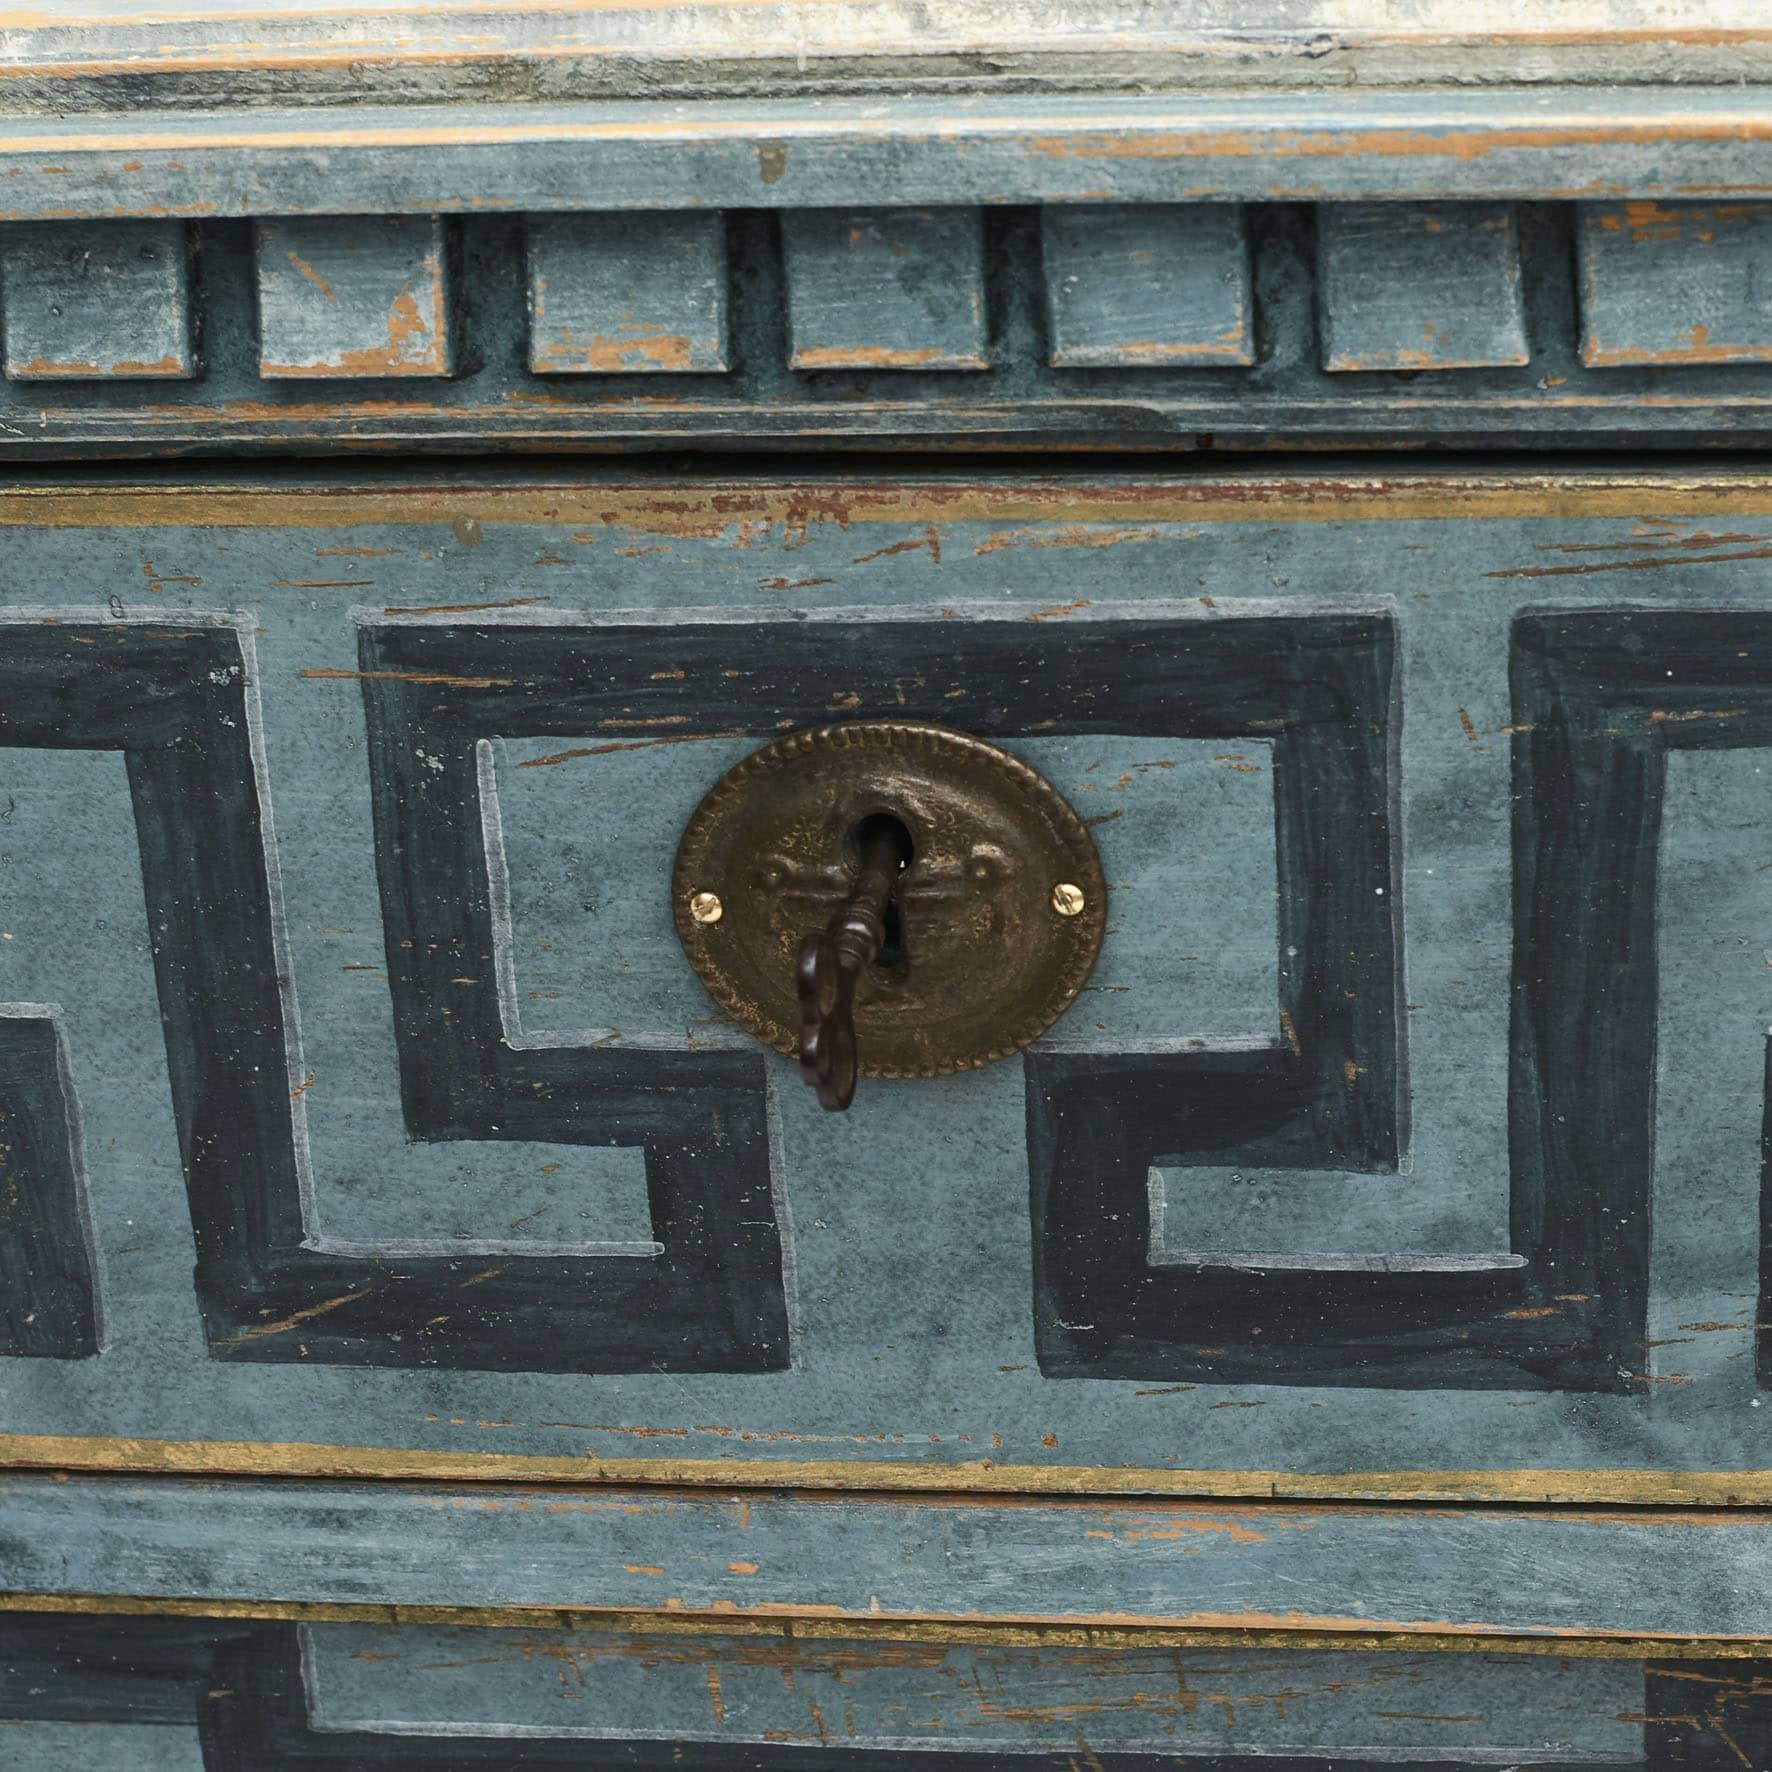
[7,6,1772,1766]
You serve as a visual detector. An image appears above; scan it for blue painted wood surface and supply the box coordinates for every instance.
[1,470,1772,1499]
[781,208,988,372]
[11,1473,1772,1635]
[0,91,1766,222]
[1040,203,1253,368]
[1316,203,1527,372]
[526,212,730,375]
[0,201,1758,449]
[0,8,1768,1705]
[0,1015,99,1360]
[1581,200,1772,368]
[0,221,194,382]
[8,1609,1762,1770]
[254,217,455,380]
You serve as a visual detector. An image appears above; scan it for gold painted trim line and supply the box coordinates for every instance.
[5,1435,1772,1506]
[5,1592,1772,1660]
[4,470,1772,532]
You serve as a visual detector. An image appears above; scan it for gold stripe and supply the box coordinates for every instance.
[4,1590,1772,1660]
[5,1434,1772,1505]
[1,470,1772,532]
[6,468,1772,1508]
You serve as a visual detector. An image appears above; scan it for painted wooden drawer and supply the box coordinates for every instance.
[11,10,1772,1743]
[2,466,1772,1516]
[6,1603,1772,1770]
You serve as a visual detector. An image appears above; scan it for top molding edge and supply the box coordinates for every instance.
[1,88,1771,216]
[4,2,1772,112]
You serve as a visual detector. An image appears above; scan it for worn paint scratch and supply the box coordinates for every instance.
[298,667,513,688]
[223,1289,370,1344]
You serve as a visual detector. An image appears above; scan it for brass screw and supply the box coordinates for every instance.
[689,891,724,925]
[1051,882,1086,917]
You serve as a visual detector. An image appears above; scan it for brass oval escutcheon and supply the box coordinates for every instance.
[671,722,1107,1079]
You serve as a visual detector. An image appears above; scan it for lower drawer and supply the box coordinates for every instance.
[5,1606,1769,1770]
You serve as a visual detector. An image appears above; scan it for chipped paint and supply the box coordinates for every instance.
[791,345,961,370]
[11,352,188,378]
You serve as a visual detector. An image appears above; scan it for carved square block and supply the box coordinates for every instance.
[526,212,729,374]
[1041,204,1254,368]
[255,216,454,379]
[1580,201,1772,366]
[1317,202,1529,372]
[1,220,194,381]
[782,207,987,371]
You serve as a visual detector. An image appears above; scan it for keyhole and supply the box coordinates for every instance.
[846,812,913,974]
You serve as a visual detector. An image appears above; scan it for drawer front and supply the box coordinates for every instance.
[4,469,1772,1501]
[4,1604,1770,1770]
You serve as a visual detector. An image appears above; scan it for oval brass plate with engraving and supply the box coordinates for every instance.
[672,722,1107,1079]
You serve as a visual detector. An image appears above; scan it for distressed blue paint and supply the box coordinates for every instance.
[1040,204,1253,368]
[0,13,1765,1696]
[1317,203,1528,372]
[781,207,988,371]
[0,203,1759,452]
[9,1473,1772,1634]
[0,91,1764,222]
[1580,200,1772,367]
[254,216,455,379]
[525,211,730,375]
[0,473,1770,1486]
[0,221,193,382]
[304,1626,1640,1757]
[2,1609,1726,1768]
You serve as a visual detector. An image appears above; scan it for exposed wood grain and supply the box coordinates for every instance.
[0,4,1769,111]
